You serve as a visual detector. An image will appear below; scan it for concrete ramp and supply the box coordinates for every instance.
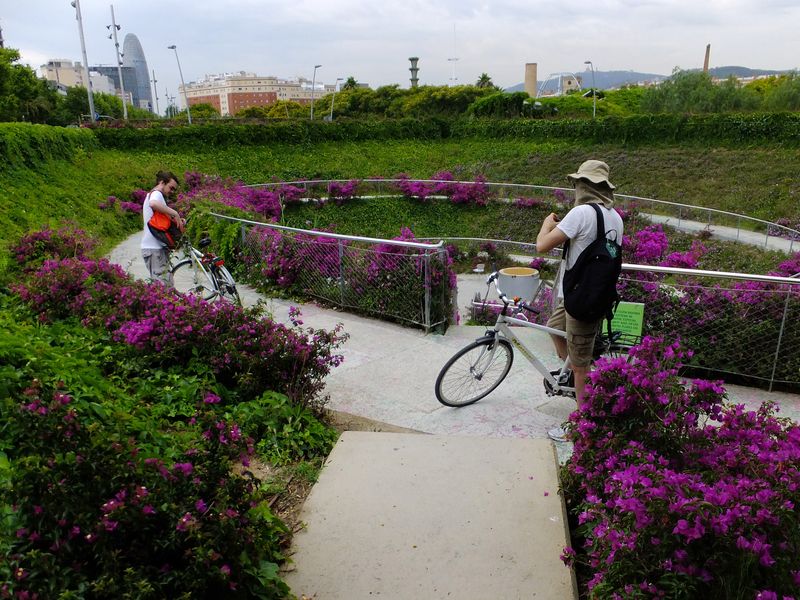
[284,432,577,599]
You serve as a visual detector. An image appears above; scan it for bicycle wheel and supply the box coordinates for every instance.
[171,259,218,301]
[213,265,241,305]
[435,337,514,407]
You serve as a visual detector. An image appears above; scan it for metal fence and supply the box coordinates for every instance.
[210,213,451,331]
[616,264,800,391]
[250,179,800,253]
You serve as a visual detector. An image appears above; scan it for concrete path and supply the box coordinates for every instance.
[283,432,576,599]
[109,232,800,600]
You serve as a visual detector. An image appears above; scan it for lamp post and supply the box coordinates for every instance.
[70,0,96,123]
[310,64,321,120]
[329,77,343,120]
[108,5,127,120]
[584,60,596,119]
[168,44,191,124]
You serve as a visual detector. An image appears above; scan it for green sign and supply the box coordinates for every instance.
[611,302,645,337]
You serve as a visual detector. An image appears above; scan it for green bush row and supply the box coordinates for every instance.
[453,112,800,145]
[82,112,800,150]
[0,123,97,171]
[90,117,451,149]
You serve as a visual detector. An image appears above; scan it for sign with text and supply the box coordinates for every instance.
[611,302,645,338]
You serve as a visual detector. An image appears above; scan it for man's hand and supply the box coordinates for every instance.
[541,212,560,233]
[536,213,568,253]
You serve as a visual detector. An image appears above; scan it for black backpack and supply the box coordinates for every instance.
[562,203,622,323]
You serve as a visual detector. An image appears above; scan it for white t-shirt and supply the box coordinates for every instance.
[555,203,624,298]
[141,190,168,250]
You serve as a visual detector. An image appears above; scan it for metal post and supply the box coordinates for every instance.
[584,60,596,119]
[424,252,432,331]
[109,5,128,120]
[310,64,321,120]
[768,290,792,392]
[168,45,191,124]
[330,77,343,120]
[151,69,159,114]
[71,0,96,123]
[338,240,346,305]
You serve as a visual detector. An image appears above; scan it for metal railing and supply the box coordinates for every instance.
[617,264,800,391]
[209,213,451,331]
[249,179,800,253]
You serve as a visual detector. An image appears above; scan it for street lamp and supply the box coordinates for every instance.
[584,60,596,119]
[310,64,322,120]
[329,77,344,120]
[108,5,127,120]
[168,44,192,124]
[70,0,96,123]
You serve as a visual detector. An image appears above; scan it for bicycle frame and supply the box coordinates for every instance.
[483,310,575,396]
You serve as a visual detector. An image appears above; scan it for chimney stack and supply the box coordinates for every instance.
[703,44,711,73]
[524,63,538,97]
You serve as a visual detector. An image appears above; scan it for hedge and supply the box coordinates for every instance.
[452,113,800,145]
[89,117,452,149]
[0,123,98,171]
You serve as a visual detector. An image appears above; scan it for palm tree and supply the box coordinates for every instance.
[476,73,494,89]
[342,76,359,91]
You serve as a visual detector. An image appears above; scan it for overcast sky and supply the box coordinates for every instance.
[3,0,799,108]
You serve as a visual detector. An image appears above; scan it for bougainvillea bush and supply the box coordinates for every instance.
[10,227,346,407]
[559,337,800,599]
[1,378,289,599]
[2,224,347,597]
[618,225,800,388]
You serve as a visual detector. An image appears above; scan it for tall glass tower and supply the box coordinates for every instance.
[122,34,153,111]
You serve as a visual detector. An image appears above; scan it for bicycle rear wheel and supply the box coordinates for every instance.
[435,337,514,407]
[213,265,241,305]
[171,259,218,301]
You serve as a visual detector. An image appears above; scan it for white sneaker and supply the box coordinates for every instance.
[547,426,567,442]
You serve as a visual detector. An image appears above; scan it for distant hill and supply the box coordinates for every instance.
[698,66,793,79]
[504,66,795,93]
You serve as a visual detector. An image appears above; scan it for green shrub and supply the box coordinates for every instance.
[0,123,98,171]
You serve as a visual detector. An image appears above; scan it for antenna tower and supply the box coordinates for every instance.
[447,24,459,86]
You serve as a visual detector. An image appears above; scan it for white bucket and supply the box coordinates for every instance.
[497,267,540,301]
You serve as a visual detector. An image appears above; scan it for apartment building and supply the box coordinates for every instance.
[181,72,336,116]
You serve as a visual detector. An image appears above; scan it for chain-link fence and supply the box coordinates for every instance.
[212,214,453,331]
[616,265,800,391]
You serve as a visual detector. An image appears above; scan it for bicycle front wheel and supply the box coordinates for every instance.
[213,265,241,305]
[171,259,218,301]
[435,338,514,407]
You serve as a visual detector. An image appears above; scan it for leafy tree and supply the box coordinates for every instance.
[265,100,307,119]
[0,48,59,123]
[467,91,529,117]
[188,102,220,118]
[475,73,496,89]
[762,73,800,111]
[641,69,759,114]
[341,76,359,91]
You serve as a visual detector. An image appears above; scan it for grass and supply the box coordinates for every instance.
[1,138,798,278]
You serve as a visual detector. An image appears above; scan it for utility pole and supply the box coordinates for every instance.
[108,4,128,119]
[151,69,159,115]
[71,0,96,123]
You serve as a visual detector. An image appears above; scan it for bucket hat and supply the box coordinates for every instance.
[567,159,615,190]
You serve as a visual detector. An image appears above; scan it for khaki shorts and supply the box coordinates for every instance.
[142,248,173,286]
[546,301,601,368]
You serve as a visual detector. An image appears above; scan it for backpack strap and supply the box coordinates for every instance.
[563,202,607,260]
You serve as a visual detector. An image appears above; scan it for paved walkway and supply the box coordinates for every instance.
[109,233,800,599]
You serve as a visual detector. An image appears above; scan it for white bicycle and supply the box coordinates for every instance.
[434,271,631,407]
[170,235,241,305]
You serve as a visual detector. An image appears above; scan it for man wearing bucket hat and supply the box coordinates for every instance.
[536,160,624,441]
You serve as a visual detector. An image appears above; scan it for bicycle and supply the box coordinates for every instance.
[170,235,241,305]
[434,271,632,408]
